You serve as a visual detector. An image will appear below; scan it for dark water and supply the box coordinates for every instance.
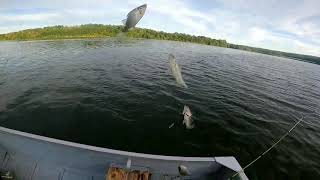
[0,39,319,179]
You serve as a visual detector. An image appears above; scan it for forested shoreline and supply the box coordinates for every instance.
[0,24,319,64]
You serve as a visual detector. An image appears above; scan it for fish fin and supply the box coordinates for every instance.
[122,19,127,25]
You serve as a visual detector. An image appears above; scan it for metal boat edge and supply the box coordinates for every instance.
[0,126,248,180]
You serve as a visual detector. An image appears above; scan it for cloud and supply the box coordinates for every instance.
[138,0,214,34]
[0,13,60,22]
[0,0,112,9]
[293,40,320,57]
[249,27,268,42]
[0,0,319,56]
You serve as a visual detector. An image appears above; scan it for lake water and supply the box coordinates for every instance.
[0,38,319,179]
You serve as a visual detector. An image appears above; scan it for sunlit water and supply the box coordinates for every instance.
[0,38,319,179]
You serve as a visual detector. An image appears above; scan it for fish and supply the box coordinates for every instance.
[169,54,188,88]
[122,4,147,31]
[182,105,194,129]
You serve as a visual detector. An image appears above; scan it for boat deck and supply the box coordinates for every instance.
[0,127,248,180]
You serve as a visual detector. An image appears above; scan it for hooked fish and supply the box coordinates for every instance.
[182,105,194,129]
[122,4,147,31]
[169,54,188,88]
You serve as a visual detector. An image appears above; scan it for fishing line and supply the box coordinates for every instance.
[291,112,319,129]
[231,115,304,179]
[168,123,175,128]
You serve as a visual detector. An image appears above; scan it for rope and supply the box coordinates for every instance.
[232,115,304,178]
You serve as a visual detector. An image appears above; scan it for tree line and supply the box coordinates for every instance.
[0,24,319,64]
[229,44,320,65]
[0,24,227,47]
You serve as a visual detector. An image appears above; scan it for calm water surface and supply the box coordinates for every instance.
[0,38,319,179]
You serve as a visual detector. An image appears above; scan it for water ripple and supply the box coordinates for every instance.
[0,39,320,179]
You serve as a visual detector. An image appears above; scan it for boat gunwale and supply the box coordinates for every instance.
[0,126,215,162]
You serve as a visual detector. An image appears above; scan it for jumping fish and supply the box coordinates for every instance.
[182,105,194,129]
[169,54,188,88]
[122,4,147,31]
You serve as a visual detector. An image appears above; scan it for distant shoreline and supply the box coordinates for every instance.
[0,37,110,43]
[0,24,319,65]
[0,36,111,42]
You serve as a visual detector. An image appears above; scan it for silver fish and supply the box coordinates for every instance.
[122,4,147,31]
[169,54,188,88]
[182,105,194,129]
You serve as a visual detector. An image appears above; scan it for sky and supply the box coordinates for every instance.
[0,0,319,56]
